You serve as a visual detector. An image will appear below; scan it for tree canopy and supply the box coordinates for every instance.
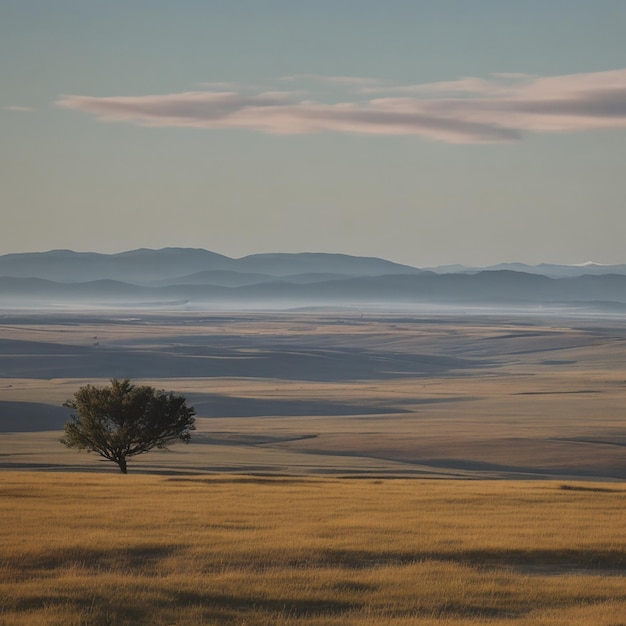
[61,379,195,473]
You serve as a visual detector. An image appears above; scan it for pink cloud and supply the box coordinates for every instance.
[55,69,626,143]
[359,77,504,95]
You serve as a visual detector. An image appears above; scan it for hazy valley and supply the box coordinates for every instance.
[1,292,625,480]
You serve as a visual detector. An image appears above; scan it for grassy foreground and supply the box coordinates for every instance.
[1,473,625,625]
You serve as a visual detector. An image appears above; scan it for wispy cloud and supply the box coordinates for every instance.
[55,69,626,143]
[279,74,383,87]
[358,75,528,96]
[5,105,35,112]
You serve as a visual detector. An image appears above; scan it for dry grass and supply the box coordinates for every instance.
[1,472,626,625]
[2,313,626,622]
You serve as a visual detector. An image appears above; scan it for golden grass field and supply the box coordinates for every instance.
[1,472,625,625]
[1,311,625,623]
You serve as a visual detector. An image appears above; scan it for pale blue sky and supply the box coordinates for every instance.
[2,1,626,266]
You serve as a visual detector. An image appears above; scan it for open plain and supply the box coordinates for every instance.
[1,310,626,624]
[1,310,625,479]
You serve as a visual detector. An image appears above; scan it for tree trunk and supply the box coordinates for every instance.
[117,458,128,474]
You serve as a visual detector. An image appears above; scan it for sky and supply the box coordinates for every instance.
[2,0,626,267]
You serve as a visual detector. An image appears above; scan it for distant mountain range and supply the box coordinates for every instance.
[1,248,626,312]
[425,262,626,279]
[0,248,420,284]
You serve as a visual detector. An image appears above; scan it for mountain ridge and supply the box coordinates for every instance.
[2,248,626,312]
[0,247,422,283]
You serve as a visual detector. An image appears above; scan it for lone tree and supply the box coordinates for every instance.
[61,379,195,474]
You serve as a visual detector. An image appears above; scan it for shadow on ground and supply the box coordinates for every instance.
[0,401,70,432]
[0,338,480,381]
